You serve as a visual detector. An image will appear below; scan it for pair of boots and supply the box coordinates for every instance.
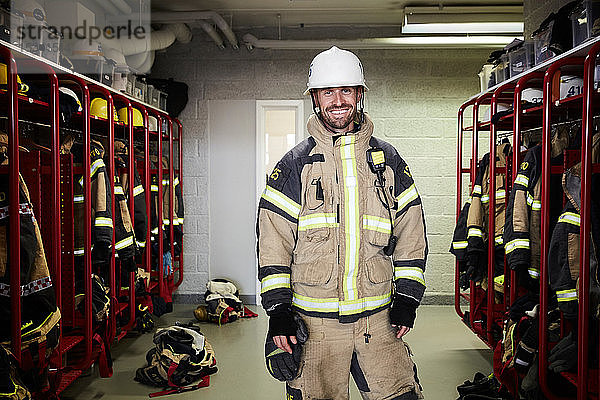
[456,372,507,400]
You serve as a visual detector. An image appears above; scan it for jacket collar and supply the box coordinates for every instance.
[307,113,374,148]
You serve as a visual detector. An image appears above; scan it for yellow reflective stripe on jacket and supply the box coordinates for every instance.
[73,195,84,203]
[114,185,124,195]
[292,292,392,315]
[362,215,391,234]
[396,183,418,211]
[261,185,301,220]
[452,241,468,250]
[514,174,529,187]
[178,217,184,224]
[526,193,542,211]
[74,248,85,256]
[260,273,291,293]
[472,185,482,195]
[340,135,360,302]
[481,189,506,204]
[505,238,530,254]
[151,227,159,235]
[115,235,134,250]
[95,217,113,228]
[528,268,540,279]
[468,227,484,238]
[495,235,503,245]
[133,185,144,197]
[174,177,180,186]
[151,184,159,192]
[78,159,105,186]
[136,240,146,248]
[557,289,577,302]
[394,267,425,286]
[558,212,580,227]
[298,213,338,231]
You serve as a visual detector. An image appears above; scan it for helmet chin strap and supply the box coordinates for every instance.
[310,88,365,134]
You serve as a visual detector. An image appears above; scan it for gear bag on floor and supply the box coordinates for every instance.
[134,323,217,396]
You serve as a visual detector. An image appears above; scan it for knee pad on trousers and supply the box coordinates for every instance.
[391,390,418,400]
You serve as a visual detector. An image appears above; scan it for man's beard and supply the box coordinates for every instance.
[320,104,356,131]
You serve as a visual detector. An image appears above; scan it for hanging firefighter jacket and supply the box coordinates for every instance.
[149,155,178,259]
[549,133,600,320]
[503,128,571,287]
[174,173,184,257]
[465,142,511,282]
[114,140,147,258]
[111,154,136,273]
[0,135,61,351]
[60,136,113,267]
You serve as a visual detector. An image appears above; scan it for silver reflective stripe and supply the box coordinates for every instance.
[528,268,540,279]
[74,248,85,255]
[298,213,338,231]
[114,186,124,195]
[396,184,418,211]
[362,215,391,234]
[467,227,484,238]
[261,185,301,220]
[556,289,577,302]
[339,293,392,315]
[260,273,291,293]
[136,240,146,248]
[133,185,144,197]
[151,185,159,192]
[452,241,468,250]
[394,267,425,286]
[115,235,134,250]
[472,185,482,195]
[341,135,359,302]
[95,217,113,228]
[558,212,580,227]
[514,174,529,187]
[505,239,529,254]
[73,195,84,203]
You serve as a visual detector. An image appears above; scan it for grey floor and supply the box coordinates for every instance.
[61,305,492,400]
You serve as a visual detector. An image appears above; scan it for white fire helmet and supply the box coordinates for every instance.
[148,115,158,132]
[559,75,583,100]
[521,88,543,105]
[483,103,510,121]
[304,46,368,95]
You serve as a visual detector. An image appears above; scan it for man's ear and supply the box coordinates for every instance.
[356,87,363,103]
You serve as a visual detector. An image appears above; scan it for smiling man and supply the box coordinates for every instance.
[257,46,428,400]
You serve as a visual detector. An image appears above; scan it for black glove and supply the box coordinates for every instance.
[265,314,308,381]
[268,305,298,338]
[389,295,417,328]
[548,332,577,373]
[92,241,112,264]
[514,317,538,372]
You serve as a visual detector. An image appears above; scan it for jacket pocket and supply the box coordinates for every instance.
[299,177,336,243]
[364,185,394,247]
[292,261,334,286]
[366,257,393,284]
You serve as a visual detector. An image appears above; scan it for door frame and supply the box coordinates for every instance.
[255,100,304,305]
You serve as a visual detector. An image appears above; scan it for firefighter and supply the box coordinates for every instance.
[257,46,427,400]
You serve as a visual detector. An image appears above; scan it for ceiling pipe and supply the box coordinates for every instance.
[152,11,239,49]
[95,0,120,16]
[109,0,132,15]
[199,21,225,49]
[242,33,520,49]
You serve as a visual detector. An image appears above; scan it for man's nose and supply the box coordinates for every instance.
[332,91,344,105]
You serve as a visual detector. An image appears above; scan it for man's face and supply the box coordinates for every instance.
[314,86,361,133]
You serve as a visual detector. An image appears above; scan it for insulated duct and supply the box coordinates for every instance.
[152,11,238,49]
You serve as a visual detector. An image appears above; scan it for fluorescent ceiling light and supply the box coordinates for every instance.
[402,22,524,34]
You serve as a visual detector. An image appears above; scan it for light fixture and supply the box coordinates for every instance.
[403,5,524,35]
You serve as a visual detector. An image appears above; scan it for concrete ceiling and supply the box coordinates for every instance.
[151,1,523,30]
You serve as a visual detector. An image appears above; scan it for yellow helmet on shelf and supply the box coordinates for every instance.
[117,107,144,127]
[90,98,118,121]
[0,63,29,94]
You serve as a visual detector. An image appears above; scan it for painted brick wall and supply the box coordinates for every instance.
[151,30,489,304]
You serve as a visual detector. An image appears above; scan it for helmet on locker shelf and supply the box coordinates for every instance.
[118,107,144,127]
[59,87,82,111]
[148,115,158,132]
[0,63,28,94]
[559,75,583,100]
[304,46,368,95]
[521,88,543,105]
[90,98,118,121]
[13,0,47,26]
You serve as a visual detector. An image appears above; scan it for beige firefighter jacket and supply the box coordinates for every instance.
[257,114,428,323]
